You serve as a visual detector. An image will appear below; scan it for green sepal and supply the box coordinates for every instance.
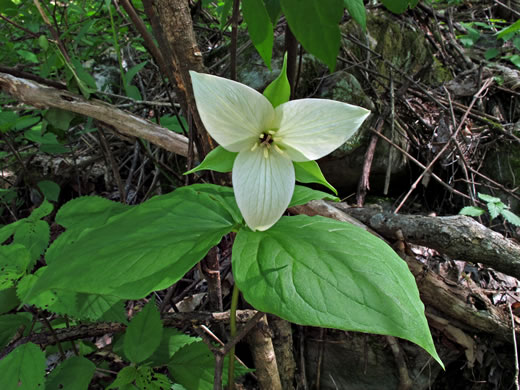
[288,185,339,208]
[294,160,337,195]
[263,52,290,107]
[184,146,237,175]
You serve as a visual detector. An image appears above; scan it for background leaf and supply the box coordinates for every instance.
[294,160,337,194]
[344,0,366,31]
[242,0,274,68]
[501,209,520,227]
[46,356,96,390]
[459,206,485,217]
[281,0,344,71]
[124,300,163,364]
[0,343,46,390]
[232,215,443,367]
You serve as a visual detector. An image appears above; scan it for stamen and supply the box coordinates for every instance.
[259,133,265,139]
[267,130,276,135]
[250,142,258,152]
[263,148,269,159]
[274,144,284,155]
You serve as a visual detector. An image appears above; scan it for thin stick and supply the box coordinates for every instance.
[227,284,240,390]
[509,304,519,390]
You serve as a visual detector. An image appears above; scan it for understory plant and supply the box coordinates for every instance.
[0,56,443,389]
[460,192,520,227]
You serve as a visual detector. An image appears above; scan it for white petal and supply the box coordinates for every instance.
[233,147,295,231]
[274,99,370,161]
[190,71,275,152]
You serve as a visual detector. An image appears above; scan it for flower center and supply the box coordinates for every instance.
[250,129,284,158]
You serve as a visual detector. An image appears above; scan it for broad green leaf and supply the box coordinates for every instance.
[27,186,235,300]
[0,244,31,289]
[17,49,38,63]
[294,160,337,194]
[487,202,504,220]
[13,220,49,268]
[459,206,485,217]
[219,0,233,28]
[184,146,237,175]
[28,198,53,221]
[381,0,411,13]
[485,48,500,60]
[264,0,282,25]
[124,300,163,364]
[232,215,443,367]
[243,0,274,68]
[70,56,97,91]
[54,195,130,230]
[187,183,243,224]
[508,54,520,68]
[288,185,339,208]
[45,108,75,131]
[0,343,46,390]
[160,114,188,133]
[344,0,366,31]
[135,366,172,389]
[497,19,520,39]
[0,287,20,315]
[145,328,200,367]
[0,313,31,348]
[501,209,520,227]
[107,366,138,390]
[281,0,344,71]
[126,62,148,84]
[477,192,501,203]
[263,52,290,107]
[37,180,61,202]
[169,342,249,389]
[46,356,96,390]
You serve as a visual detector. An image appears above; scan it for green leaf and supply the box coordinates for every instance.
[145,328,200,367]
[501,209,520,227]
[27,186,235,300]
[264,0,282,25]
[381,0,412,13]
[497,19,520,39]
[107,366,138,389]
[38,35,49,51]
[485,48,500,60]
[487,202,504,219]
[243,0,274,69]
[45,108,76,131]
[477,192,502,203]
[160,115,187,134]
[168,342,214,390]
[288,185,339,208]
[28,199,53,221]
[37,180,61,202]
[13,220,50,268]
[0,313,31,348]
[263,52,290,108]
[0,343,46,390]
[508,54,520,68]
[294,160,337,195]
[124,300,163,364]
[187,183,243,225]
[184,146,237,175]
[17,49,38,63]
[233,215,443,368]
[0,287,20,315]
[46,356,96,390]
[219,0,233,28]
[135,366,172,390]
[280,0,343,71]
[0,244,31,289]
[459,206,485,217]
[344,0,366,31]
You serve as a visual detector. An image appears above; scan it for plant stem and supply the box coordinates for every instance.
[227,283,240,390]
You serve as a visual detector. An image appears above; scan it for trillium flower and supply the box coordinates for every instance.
[190,71,370,231]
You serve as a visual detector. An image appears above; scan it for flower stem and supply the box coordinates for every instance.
[227,283,240,390]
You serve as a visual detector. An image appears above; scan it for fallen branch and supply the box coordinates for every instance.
[0,72,190,157]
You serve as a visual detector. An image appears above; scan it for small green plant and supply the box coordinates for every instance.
[459,193,520,227]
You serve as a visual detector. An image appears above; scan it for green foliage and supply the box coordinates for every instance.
[293,160,338,195]
[0,342,46,390]
[281,0,344,71]
[344,0,366,31]
[232,214,443,367]
[46,356,96,390]
[184,145,237,174]
[242,0,274,69]
[124,300,163,364]
[459,192,520,227]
